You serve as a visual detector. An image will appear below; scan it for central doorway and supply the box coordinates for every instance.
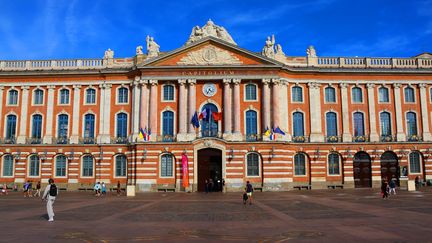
[353,152,372,188]
[197,148,222,192]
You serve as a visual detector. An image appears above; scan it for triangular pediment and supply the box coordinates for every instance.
[140,37,282,67]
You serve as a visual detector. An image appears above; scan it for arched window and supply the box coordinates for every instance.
[118,87,128,103]
[325,87,336,103]
[292,86,303,102]
[245,84,257,100]
[163,85,174,101]
[116,113,128,138]
[160,154,173,177]
[115,155,127,177]
[84,114,95,139]
[247,153,259,176]
[326,112,337,137]
[294,153,306,176]
[29,155,40,177]
[328,153,340,175]
[32,114,43,142]
[379,87,389,103]
[352,87,363,103]
[2,155,14,177]
[5,114,17,140]
[82,155,94,177]
[380,112,391,136]
[8,90,18,105]
[409,152,421,174]
[34,89,44,105]
[58,114,69,140]
[245,110,257,140]
[201,103,218,137]
[60,89,70,104]
[404,87,415,103]
[162,111,174,140]
[55,155,67,177]
[293,112,304,137]
[406,112,417,137]
[353,112,364,136]
[86,88,96,104]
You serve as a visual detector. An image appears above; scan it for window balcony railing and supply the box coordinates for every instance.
[112,137,129,144]
[352,135,369,142]
[201,129,219,138]
[54,137,69,144]
[407,134,422,142]
[156,134,176,142]
[292,135,309,143]
[26,137,42,144]
[326,135,342,143]
[79,137,96,144]
[380,135,396,142]
[0,137,16,144]
[245,133,262,142]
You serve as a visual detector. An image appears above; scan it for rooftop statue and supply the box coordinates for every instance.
[186,19,236,45]
[307,45,317,58]
[274,44,286,62]
[103,48,114,59]
[146,35,160,59]
[136,45,143,55]
[262,35,275,59]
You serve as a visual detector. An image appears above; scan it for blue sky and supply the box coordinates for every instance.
[0,0,431,60]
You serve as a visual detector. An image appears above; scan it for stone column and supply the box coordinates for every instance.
[97,83,111,143]
[187,79,197,140]
[149,79,158,141]
[393,83,406,141]
[308,82,324,142]
[130,77,141,142]
[272,79,280,128]
[222,78,232,140]
[367,83,379,142]
[70,85,81,144]
[419,83,432,141]
[262,79,271,141]
[43,85,56,144]
[232,78,242,141]
[340,83,351,142]
[177,79,188,141]
[17,85,29,144]
[139,80,149,138]
[103,83,112,143]
[279,80,290,141]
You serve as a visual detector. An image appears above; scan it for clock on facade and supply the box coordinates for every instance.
[202,83,217,97]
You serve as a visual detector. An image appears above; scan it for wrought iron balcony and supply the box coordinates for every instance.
[380,135,396,142]
[201,129,219,138]
[0,137,16,144]
[407,134,422,142]
[112,137,129,144]
[26,137,42,144]
[79,137,96,144]
[245,133,262,142]
[54,137,69,144]
[352,135,369,142]
[292,135,309,143]
[156,134,176,142]
[326,135,341,143]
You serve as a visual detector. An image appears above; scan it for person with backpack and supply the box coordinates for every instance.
[245,181,254,205]
[42,178,58,222]
[389,176,397,195]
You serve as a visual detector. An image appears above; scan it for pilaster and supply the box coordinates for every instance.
[17,85,29,144]
[177,79,188,141]
[367,83,379,142]
[43,85,56,144]
[130,77,141,142]
[0,86,4,140]
[139,80,149,141]
[340,83,351,142]
[231,78,242,141]
[308,82,324,142]
[419,83,432,141]
[70,85,81,144]
[222,78,232,140]
[393,83,406,141]
[187,79,197,140]
[148,79,158,141]
[262,78,271,141]
[278,80,291,141]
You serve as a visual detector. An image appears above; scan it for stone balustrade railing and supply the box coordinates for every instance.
[312,57,432,69]
[0,58,134,71]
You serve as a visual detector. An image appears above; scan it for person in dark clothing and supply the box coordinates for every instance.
[381,180,389,199]
[245,181,254,205]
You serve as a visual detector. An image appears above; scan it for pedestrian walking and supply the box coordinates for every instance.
[1,183,8,195]
[28,181,33,197]
[381,180,389,199]
[116,181,122,196]
[94,182,101,197]
[245,181,254,205]
[42,178,58,222]
[23,181,29,197]
[389,176,397,195]
[242,188,248,205]
[34,181,41,197]
[101,182,107,196]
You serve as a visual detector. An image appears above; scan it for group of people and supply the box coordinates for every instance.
[22,180,41,197]
[381,176,398,199]
[94,181,123,197]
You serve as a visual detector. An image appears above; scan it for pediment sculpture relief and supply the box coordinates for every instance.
[177,46,243,65]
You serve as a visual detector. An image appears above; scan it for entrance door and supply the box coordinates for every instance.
[353,152,372,188]
[197,148,222,192]
[380,151,399,186]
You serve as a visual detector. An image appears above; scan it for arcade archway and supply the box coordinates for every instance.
[353,152,372,188]
[197,148,223,192]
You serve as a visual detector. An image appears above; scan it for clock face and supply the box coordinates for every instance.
[203,83,217,97]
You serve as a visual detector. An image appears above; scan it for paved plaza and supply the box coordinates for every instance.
[1,188,432,242]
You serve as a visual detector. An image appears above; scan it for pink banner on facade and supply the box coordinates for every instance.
[182,154,189,188]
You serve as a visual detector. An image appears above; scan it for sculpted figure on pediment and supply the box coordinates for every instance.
[146,35,160,59]
[262,35,275,59]
[307,45,317,57]
[186,20,237,45]
[177,46,242,65]
[103,48,114,59]
[136,45,143,55]
[274,44,286,62]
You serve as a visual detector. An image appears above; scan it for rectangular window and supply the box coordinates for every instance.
[56,156,67,177]
[161,155,173,177]
[292,87,303,102]
[2,156,13,176]
[60,90,70,104]
[325,87,336,103]
[247,154,259,176]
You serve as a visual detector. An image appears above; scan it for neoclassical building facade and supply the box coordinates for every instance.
[1,20,432,192]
